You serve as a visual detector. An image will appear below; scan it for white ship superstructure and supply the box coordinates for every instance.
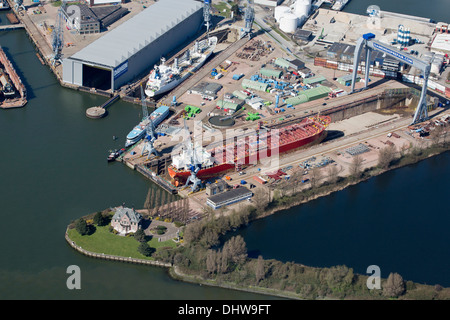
[331,0,349,11]
[145,36,217,97]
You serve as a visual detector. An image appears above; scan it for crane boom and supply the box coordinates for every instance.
[351,33,433,124]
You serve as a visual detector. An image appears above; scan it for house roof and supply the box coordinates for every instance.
[112,207,143,223]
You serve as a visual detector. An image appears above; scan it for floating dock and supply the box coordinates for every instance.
[0,46,27,109]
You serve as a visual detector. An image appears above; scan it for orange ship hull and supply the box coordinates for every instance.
[168,116,331,183]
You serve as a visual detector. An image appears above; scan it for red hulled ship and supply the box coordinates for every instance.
[168,115,331,184]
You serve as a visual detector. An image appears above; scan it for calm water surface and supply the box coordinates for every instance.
[0,1,449,298]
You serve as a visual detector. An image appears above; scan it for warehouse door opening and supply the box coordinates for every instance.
[82,64,111,91]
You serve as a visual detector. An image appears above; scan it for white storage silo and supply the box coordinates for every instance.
[274,6,290,22]
[294,0,311,20]
[279,13,298,33]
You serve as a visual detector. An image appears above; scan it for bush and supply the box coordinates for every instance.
[75,218,90,236]
[134,229,147,242]
[93,212,108,226]
[137,242,154,257]
[174,221,185,228]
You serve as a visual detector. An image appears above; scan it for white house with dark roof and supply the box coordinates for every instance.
[111,206,143,235]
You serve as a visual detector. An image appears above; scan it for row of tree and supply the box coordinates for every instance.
[144,187,190,223]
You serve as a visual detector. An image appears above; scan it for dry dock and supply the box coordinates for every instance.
[0,46,27,109]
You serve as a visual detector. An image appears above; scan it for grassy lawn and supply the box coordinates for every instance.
[213,2,230,17]
[68,225,177,260]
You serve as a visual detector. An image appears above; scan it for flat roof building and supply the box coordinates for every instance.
[62,0,203,91]
[190,82,222,99]
[207,187,253,209]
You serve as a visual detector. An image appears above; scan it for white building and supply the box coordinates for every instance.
[110,207,143,235]
[254,0,283,7]
[246,97,264,110]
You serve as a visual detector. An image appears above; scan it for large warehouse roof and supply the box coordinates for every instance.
[70,0,202,68]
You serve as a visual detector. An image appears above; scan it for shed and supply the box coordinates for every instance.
[205,179,228,196]
[337,74,360,86]
[303,75,326,85]
[274,57,290,69]
[260,68,282,78]
[233,90,248,100]
[216,100,243,113]
[242,79,269,92]
[246,97,264,110]
[285,86,331,106]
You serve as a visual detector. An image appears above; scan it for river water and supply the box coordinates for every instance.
[0,2,448,299]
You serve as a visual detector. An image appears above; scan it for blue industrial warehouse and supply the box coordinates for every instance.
[62,0,204,91]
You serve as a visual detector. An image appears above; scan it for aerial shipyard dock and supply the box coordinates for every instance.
[9,0,450,215]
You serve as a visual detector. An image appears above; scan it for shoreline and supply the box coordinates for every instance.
[254,148,450,221]
[65,142,450,299]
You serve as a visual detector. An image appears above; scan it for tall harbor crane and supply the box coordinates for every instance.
[350,33,433,124]
[51,7,64,66]
[181,118,202,192]
[240,0,254,39]
[203,0,211,35]
[140,86,159,159]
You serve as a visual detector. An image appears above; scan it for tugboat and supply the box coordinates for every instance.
[107,148,125,162]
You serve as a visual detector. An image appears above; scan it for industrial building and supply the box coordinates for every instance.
[205,179,228,197]
[285,85,331,106]
[216,99,244,114]
[86,0,126,5]
[292,29,312,42]
[206,187,253,210]
[61,3,129,34]
[260,67,282,78]
[242,79,269,92]
[303,75,326,85]
[190,82,222,100]
[337,74,360,86]
[254,0,283,7]
[246,97,264,110]
[62,3,101,34]
[62,0,203,91]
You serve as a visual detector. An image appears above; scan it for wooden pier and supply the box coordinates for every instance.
[0,24,24,31]
[85,94,120,119]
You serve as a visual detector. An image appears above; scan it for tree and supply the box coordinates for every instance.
[230,3,240,19]
[200,229,220,248]
[327,164,339,185]
[349,154,364,179]
[183,221,204,245]
[75,218,89,236]
[255,255,265,283]
[134,228,146,242]
[310,167,323,189]
[377,145,396,170]
[383,272,405,298]
[144,187,154,217]
[137,242,154,257]
[252,188,269,214]
[430,125,444,147]
[223,235,248,266]
[93,212,106,226]
[206,250,218,275]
